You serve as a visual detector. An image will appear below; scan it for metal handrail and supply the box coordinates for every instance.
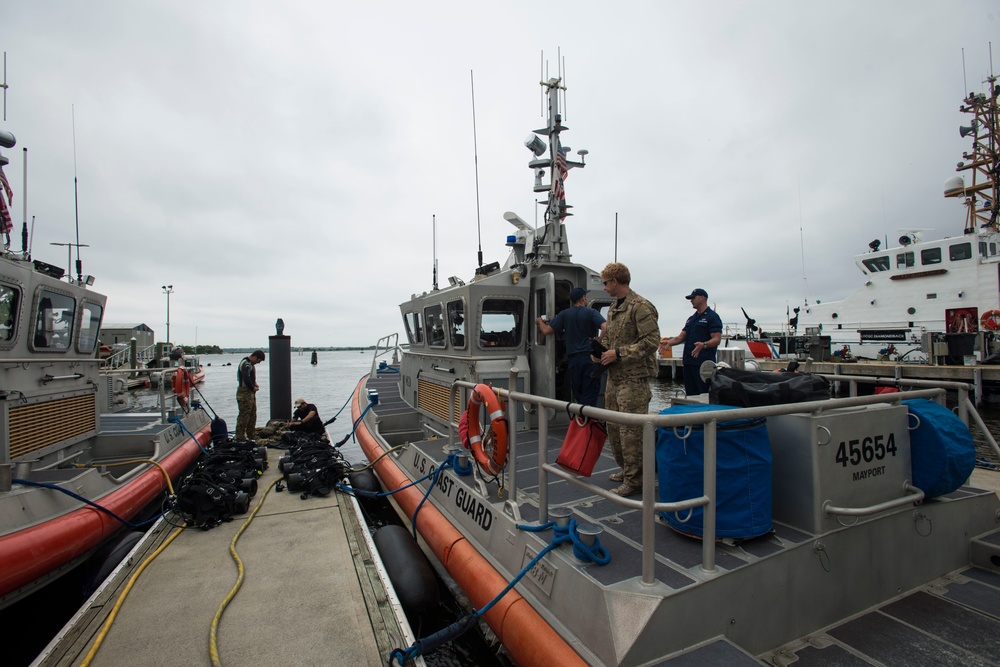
[445,381,947,586]
[370,333,404,379]
[824,484,925,517]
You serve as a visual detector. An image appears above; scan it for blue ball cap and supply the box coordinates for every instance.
[570,287,589,301]
[685,288,708,299]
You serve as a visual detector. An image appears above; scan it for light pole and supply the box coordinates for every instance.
[161,285,173,344]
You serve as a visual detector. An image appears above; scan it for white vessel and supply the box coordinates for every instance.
[794,73,1000,362]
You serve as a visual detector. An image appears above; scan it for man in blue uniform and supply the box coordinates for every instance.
[536,287,607,406]
[665,288,723,396]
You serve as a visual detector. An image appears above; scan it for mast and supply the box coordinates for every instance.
[947,72,999,233]
[525,74,586,263]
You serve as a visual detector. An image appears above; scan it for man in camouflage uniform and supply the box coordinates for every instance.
[595,263,660,496]
[235,349,265,440]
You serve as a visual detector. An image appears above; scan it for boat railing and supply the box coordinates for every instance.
[100,366,190,423]
[370,333,405,378]
[99,342,158,371]
[446,377,953,587]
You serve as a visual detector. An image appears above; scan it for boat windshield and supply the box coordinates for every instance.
[424,304,446,348]
[0,284,18,342]
[78,301,103,353]
[404,310,423,345]
[479,298,524,349]
[447,299,466,349]
[33,289,76,350]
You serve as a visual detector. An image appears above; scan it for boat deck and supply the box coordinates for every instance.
[35,460,416,667]
[365,371,1000,665]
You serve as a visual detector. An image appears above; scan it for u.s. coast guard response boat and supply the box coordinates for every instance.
[353,70,1000,666]
[0,124,212,615]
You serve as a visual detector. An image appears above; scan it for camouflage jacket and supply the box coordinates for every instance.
[605,289,660,379]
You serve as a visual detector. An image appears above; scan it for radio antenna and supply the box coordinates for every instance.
[470,71,484,269]
[72,105,83,283]
[2,52,8,121]
[432,214,438,291]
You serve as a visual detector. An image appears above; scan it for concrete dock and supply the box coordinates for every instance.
[35,461,419,667]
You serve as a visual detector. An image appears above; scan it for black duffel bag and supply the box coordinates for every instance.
[709,368,831,407]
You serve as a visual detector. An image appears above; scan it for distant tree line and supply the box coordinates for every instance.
[179,344,225,355]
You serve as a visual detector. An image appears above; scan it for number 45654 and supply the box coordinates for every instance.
[835,433,897,467]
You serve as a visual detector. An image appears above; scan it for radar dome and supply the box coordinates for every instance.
[943,175,965,197]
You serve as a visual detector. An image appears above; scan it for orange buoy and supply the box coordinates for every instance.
[172,368,191,406]
[980,309,1000,331]
[466,384,508,475]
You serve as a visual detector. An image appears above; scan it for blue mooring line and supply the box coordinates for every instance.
[388,516,609,664]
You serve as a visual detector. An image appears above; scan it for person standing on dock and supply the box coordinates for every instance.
[596,263,660,497]
[664,288,723,396]
[536,286,607,406]
[235,349,265,440]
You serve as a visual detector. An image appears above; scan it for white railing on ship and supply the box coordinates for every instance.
[444,375,990,587]
[99,342,158,370]
[370,333,405,378]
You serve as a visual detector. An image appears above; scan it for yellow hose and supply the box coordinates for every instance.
[208,478,279,667]
[79,524,187,667]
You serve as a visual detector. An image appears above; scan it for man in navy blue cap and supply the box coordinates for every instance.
[664,288,723,395]
[536,286,606,406]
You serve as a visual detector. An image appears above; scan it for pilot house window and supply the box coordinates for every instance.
[479,298,524,349]
[424,304,446,348]
[404,310,423,345]
[862,256,890,272]
[921,247,942,265]
[78,301,104,353]
[0,284,18,342]
[33,289,76,350]
[896,252,914,269]
[949,242,972,261]
[447,299,466,349]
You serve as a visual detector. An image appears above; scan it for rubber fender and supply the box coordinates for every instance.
[80,530,145,599]
[373,524,439,615]
[348,468,381,494]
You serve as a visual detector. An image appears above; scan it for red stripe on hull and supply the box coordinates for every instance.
[0,424,210,598]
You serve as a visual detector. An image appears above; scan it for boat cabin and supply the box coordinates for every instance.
[397,254,610,434]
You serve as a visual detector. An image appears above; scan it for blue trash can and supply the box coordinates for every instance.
[656,404,773,539]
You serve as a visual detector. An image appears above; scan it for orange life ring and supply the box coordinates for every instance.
[466,384,508,475]
[981,310,1000,331]
[172,368,191,406]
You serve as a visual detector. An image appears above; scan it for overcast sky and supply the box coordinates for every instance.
[2,2,997,348]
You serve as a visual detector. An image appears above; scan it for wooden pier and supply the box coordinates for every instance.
[35,462,420,667]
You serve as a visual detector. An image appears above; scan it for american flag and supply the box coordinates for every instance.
[0,166,12,234]
[551,148,569,202]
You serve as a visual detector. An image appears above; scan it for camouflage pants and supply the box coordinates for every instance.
[605,376,651,488]
[235,387,257,440]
